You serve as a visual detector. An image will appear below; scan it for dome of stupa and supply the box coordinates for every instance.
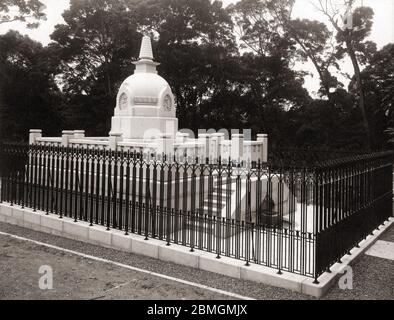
[115,36,175,115]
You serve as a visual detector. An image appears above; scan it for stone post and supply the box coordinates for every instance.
[109,132,122,150]
[215,132,225,163]
[209,134,217,163]
[209,133,225,164]
[198,133,210,163]
[243,142,251,164]
[156,133,175,159]
[29,129,42,145]
[257,134,268,162]
[175,132,189,143]
[175,132,189,161]
[61,130,74,147]
[231,133,244,164]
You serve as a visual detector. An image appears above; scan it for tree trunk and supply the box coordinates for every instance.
[293,35,332,100]
[346,39,371,149]
[317,0,372,149]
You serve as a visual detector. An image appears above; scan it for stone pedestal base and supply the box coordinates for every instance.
[111,116,178,139]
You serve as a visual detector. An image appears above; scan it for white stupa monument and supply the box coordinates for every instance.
[111,36,178,141]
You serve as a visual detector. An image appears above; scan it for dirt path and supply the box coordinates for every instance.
[1,220,393,300]
[0,234,233,300]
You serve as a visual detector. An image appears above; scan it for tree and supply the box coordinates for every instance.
[0,31,62,142]
[229,0,293,57]
[233,0,346,102]
[267,0,343,99]
[0,0,46,28]
[227,0,312,142]
[315,0,376,149]
[352,44,394,147]
[290,88,365,148]
[50,0,142,135]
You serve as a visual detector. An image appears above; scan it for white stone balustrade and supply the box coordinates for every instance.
[29,129,268,164]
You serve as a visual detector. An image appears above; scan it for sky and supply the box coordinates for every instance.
[0,0,393,96]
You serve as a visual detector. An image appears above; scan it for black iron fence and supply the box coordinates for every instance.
[313,153,393,277]
[0,143,392,282]
[269,147,367,168]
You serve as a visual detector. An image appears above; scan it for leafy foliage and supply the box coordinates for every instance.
[0,31,62,141]
[0,0,46,28]
[354,44,394,147]
[0,0,392,152]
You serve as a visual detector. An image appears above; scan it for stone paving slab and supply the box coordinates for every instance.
[365,240,394,261]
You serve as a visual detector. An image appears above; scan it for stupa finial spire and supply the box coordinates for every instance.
[133,34,159,74]
[139,35,153,60]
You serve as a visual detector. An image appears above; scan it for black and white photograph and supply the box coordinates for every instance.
[0,0,393,310]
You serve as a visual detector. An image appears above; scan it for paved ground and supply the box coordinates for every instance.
[0,220,393,300]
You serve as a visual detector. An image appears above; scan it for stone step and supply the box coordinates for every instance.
[202,203,226,212]
[203,198,226,205]
[212,188,234,195]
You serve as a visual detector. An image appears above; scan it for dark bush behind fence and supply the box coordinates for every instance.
[0,143,392,282]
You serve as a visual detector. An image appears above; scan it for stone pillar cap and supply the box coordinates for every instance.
[232,133,244,138]
[211,132,225,137]
[73,130,85,133]
[257,133,268,137]
[62,130,74,134]
[109,132,122,137]
[29,129,42,133]
[198,133,210,138]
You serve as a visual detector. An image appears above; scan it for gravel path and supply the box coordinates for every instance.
[381,226,394,242]
[0,221,309,300]
[0,234,232,300]
[0,220,393,300]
